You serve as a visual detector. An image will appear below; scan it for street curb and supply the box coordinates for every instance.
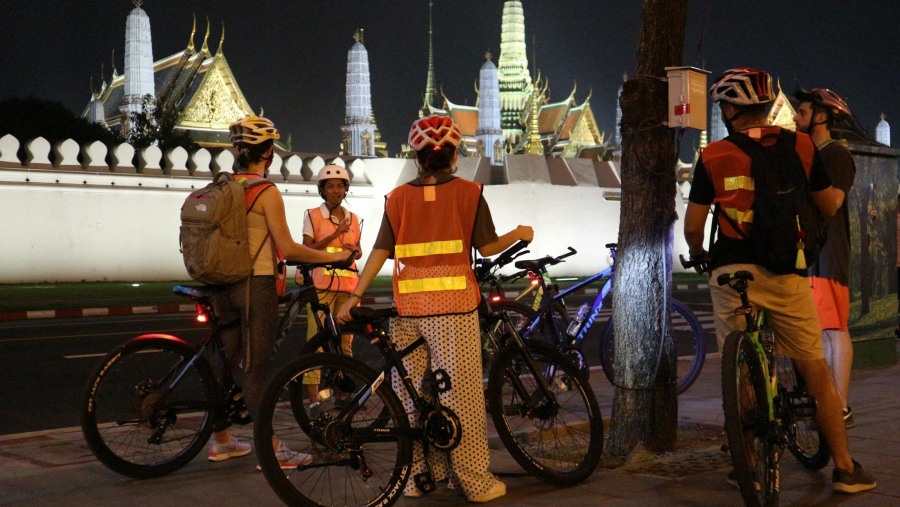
[0,287,709,322]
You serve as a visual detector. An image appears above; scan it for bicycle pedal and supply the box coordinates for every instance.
[413,472,436,494]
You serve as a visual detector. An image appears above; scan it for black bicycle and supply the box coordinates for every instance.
[80,260,351,479]
[254,281,603,506]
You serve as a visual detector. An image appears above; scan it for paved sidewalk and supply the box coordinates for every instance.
[1,347,897,506]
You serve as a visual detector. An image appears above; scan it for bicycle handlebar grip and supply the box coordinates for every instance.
[495,240,530,266]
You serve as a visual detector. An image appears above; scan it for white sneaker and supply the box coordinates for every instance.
[208,436,252,462]
[256,441,313,471]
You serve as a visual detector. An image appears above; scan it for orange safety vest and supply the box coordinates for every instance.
[385,177,481,316]
[307,206,360,293]
[701,126,817,239]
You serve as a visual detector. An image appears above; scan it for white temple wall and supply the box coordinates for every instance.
[0,135,694,283]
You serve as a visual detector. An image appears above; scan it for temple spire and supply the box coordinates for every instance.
[422,0,437,113]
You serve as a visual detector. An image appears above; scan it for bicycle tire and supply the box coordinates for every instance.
[488,300,587,378]
[599,299,705,394]
[775,356,830,470]
[80,335,218,479]
[487,340,603,485]
[255,353,412,507]
[721,331,779,507]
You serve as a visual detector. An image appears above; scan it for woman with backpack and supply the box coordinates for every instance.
[208,116,354,470]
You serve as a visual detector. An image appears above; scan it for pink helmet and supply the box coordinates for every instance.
[793,88,852,120]
[709,68,775,105]
[408,115,462,151]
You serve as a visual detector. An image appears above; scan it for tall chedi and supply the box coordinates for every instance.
[120,0,155,136]
[497,0,532,145]
[421,0,438,114]
[476,52,504,165]
[341,29,378,157]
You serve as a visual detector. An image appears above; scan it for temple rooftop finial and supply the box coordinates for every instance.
[133,0,143,8]
[216,21,225,55]
[201,17,210,53]
[354,28,364,44]
[187,14,196,52]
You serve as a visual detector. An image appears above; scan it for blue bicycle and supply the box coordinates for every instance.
[479,243,706,394]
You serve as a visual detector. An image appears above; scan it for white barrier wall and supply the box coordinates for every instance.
[0,134,693,283]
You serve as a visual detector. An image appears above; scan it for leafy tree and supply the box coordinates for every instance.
[127,94,197,152]
[0,96,118,146]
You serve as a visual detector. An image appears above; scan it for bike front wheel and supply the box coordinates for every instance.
[722,331,779,507]
[775,356,830,470]
[255,353,412,507]
[80,335,218,478]
[599,299,705,394]
[487,340,603,485]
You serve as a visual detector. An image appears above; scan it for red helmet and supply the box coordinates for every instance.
[408,115,462,151]
[709,68,775,105]
[793,88,852,120]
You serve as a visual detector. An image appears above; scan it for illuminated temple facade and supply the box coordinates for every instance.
[83,2,257,148]
[419,1,607,164]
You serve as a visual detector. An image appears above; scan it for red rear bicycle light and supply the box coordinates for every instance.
[491,295,501,302]
[195,304,209,323]
[530,279,539,286]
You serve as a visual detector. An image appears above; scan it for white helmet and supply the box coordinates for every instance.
[317,165,350,186]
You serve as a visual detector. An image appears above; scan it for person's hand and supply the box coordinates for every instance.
[343,243,362,260]
[294,268,304,284]
[516,225,534,243]
[336,297,357,323]
[335,219,351,235]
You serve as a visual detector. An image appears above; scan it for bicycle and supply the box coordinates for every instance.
[253,277,604,506]
[80,260,352,479]
[712,269,830,506]
[479,242,706,394]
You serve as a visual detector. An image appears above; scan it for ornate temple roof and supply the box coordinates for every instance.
[84,19,256,148]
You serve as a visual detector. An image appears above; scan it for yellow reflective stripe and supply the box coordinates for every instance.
[323,268,355,277]
[398,276,468,294]
[723,176,754,191]
[395,240,463,258]
[723,207,754,224]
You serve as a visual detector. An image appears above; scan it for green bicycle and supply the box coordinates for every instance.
[716,270,830,506]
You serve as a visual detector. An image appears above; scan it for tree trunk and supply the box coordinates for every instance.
[608,0,688,459]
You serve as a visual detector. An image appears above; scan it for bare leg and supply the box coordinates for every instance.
[822,329,853,410]
[793,358,853,471]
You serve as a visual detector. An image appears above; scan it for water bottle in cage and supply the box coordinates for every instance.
[566,303,591,338]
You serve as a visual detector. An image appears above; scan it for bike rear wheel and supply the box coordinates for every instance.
[80,335,218,478]
[775,356,830,470]
[487,340,603,485]
[599,299,705,394]
[722,331,779,507]
[255,353,412,507]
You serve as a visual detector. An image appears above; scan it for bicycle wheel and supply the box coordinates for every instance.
[487,340,603,485]
[255,353,412,507]
[80,335,218,478]
[775,356,830,470]
[489,300,586,378]
[599,299,705,394]
[721,331,779,507]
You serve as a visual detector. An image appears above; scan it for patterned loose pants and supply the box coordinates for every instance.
[389,311,501,499]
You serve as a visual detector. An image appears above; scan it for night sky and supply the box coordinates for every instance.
[1,1,897,154]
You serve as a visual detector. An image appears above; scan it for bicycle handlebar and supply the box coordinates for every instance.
[513,246,577,272]
[474,240,530,280]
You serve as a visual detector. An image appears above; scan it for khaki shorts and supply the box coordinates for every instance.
[709,264,824,361]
